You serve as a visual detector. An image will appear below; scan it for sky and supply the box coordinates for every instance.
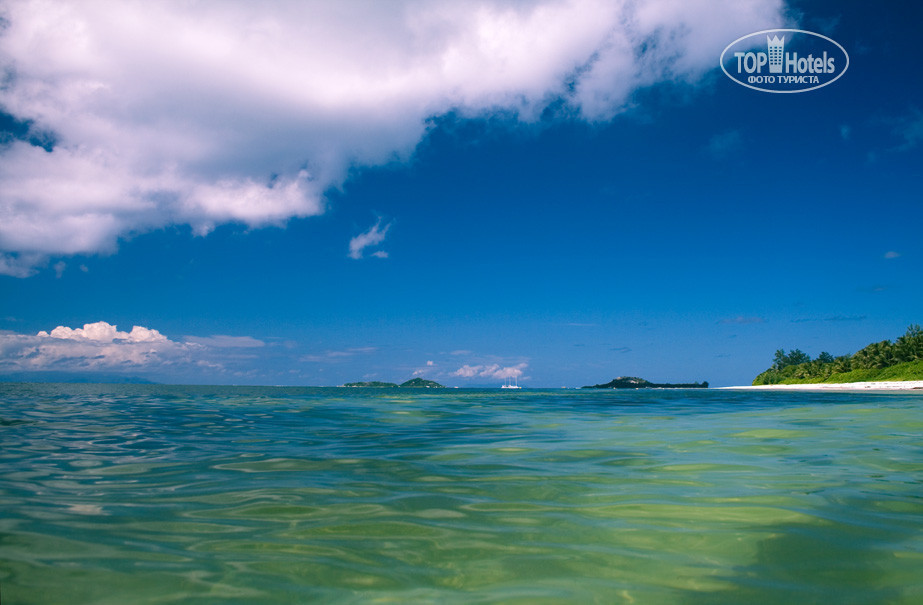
[1,0,921,387]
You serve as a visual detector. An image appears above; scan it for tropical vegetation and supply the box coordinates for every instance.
[398,378,445,388]
[342,378,445,388]
[582,377,708,389]
[753,324,923,385]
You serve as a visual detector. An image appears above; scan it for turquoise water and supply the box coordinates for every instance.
[1,384,922,604]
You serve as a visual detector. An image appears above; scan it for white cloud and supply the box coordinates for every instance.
[0,0,785,275]
[1,321,184,371]
[452,362,527,380]
[0,252,46,278]
[348,219,392,260]
[38,321,169,343]
[452,364,479,378]
[884,251,901,259]
[411,360,436,377]
[300,347,377,363]
[0,321,272,375]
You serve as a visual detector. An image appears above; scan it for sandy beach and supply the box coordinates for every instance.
[723,381,923,391]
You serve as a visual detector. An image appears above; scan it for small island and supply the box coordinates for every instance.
[398,378,445,388]
[342,378,445,388]
[581,376,709,389]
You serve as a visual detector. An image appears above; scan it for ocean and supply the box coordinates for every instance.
[1,383,921,604]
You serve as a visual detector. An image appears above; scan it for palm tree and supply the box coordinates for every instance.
[896,324,923,362]
[833,355,852,374]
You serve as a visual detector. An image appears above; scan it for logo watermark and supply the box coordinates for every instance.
[720,29,849,93]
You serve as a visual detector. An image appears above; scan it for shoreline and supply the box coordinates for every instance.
[722,380,923,392]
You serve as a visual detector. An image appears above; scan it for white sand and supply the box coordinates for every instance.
[722,381,923,391]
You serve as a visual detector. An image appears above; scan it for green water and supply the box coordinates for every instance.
[1,384,921,603]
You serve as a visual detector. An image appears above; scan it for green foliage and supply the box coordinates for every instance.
[398,378,445,388]
[872,358,923,381]
[582,377,708,389]
[816,352,835,364]
[753,324,923,385]
[771,348,811,370]
[343,378,446,388]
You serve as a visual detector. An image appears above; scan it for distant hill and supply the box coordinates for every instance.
[581,376,708,389]
[0,372,157,384]
[753,324,923,385]
[342,378,445,388]
[399,378,445,388]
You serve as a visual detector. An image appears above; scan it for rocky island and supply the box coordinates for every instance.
[581,376,709,389]
[398,378,445,388]
[343,378,445,388]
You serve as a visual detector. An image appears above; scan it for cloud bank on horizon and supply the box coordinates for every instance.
[0,0,785,276]
[0,320,279,378]
[0,321,197,372]
[0,320,530,385]
[453,362,528,380]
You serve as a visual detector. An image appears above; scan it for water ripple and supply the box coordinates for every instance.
[2,383,922,603]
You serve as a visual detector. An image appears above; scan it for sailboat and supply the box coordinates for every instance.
[501,376,522,389]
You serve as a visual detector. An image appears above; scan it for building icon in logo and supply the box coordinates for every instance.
[767,35,784,73]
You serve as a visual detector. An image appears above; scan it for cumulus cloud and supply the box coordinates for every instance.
[38,321,169,343]
[0,0,785,275]
[411,360,437,377]
[0,321,270,375]
[348,219,392,260]
[452,362,527,380]
[0,321,184,371]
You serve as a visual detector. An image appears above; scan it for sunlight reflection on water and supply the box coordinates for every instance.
[1,384,922,604]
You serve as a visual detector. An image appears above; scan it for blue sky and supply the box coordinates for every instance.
[1,0,920,387]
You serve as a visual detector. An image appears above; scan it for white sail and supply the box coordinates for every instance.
[501,376,522,389]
